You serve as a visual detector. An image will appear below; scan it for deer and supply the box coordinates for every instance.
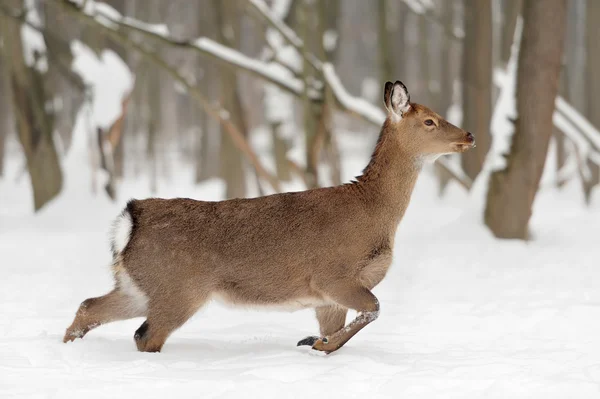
[63,81,474,354]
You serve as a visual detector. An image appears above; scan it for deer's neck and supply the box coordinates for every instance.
[354,124,421,225]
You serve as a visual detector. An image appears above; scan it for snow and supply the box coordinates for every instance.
[70,40,134,131]
[2,125,600,397]
[248,0,303,49]
[402,0,433,15]
[76,0,122,30]
[20,0,47,72]
[271,0,293,19]
[121,16,170,37]
[323,30,338,52]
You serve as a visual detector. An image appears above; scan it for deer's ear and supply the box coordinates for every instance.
[389,81,411,117]
[383,81,394,113]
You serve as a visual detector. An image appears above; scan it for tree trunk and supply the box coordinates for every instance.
[418,15,433,109]
[1,1,63,211]
[298,0,319,189]
[271,123,292,182]
[215,0,247,199]
[0,55,10,176]
[195,2,220,184]
[377,0,394,82]
[584,0,600,203]
[485,0,567,239]
[438,0,455,117]
[500,0,523,65]
[461,0,492,181]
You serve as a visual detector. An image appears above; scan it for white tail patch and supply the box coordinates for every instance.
[111,211,132,254]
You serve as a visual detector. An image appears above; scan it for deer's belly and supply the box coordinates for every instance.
[212,291,331,312]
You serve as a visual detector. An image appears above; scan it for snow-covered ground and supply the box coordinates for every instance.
[1,132,600,398]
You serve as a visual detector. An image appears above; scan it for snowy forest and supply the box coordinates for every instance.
[1,0,600,398]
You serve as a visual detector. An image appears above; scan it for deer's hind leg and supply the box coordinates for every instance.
[298,282,379,354]
[63,288,146,343]
[134,291,209,353]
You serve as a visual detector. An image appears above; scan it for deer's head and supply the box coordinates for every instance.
[383,81,475,160]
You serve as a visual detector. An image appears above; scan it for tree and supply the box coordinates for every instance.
[500,0,523,65]
[0,0,63,211]
[485,0,568,239]
[584,0,600,202]
[0,54,10,176]
[461,0,492,180]
[214,0,248,199]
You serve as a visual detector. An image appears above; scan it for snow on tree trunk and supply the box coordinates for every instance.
[485,0,567,239]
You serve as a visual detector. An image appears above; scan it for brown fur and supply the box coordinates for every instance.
[64,81,474,354]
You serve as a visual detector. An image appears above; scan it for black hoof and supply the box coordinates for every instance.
[297,336,328,346]
[297,336,319,346]
[134,321,149,341]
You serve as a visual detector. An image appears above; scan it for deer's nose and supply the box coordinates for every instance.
[466,132,475,143]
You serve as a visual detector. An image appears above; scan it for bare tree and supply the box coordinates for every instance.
[485,0,568,239]
[0,53,10,176]
[461,0,492,180]
[215,0,247,199]
[584,0,600,202]
[500,0,523,65]
[377,0,394,82]
[0,0,63,210]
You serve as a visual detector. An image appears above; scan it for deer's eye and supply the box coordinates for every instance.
[424,119,435,126]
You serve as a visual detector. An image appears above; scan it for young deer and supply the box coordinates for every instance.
[64,81,474,354]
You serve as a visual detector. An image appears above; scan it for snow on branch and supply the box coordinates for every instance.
[322,63,386,126]
[493,68,600,169]
[246,0,322,72]
[247,0,303,49]
[64,0,306,97]
[555,97,600,151]
[58,0,282,193]
[193,37,303,94]
[402,0,434,15]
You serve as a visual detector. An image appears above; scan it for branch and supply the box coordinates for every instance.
[0,3,85,91]
[53,0,282,193]
[245,0,322,72]
[59,0,308,98]
[435,157,473,191]
[322,63,386,126]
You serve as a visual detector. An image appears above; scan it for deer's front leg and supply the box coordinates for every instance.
[298,284,379,354]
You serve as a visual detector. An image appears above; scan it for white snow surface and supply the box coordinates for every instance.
[1,129,600,398]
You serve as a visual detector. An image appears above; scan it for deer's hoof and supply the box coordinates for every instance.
[297,335,321,347]
[297,336,334,354]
